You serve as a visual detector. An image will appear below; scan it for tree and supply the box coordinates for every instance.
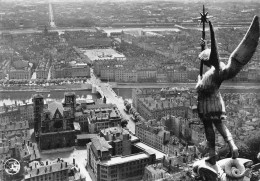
[126,103,131,112]
[256,99,260,107]
[121,119,128,128]
[133,112,140,119]
[124,100,129,106]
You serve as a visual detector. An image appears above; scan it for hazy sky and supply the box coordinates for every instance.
[2,0,259,2]
[50,0,255,1]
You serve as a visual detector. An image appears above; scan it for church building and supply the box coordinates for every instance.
[33,93,78,150]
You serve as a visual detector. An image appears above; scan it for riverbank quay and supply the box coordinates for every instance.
[1,82,260,93]
[0,83,93,92]
[113,82,260,90]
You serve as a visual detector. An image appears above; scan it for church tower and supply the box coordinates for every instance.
[64,92,76,115]
[33,94,44,141]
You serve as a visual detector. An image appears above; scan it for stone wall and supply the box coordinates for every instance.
[39,131,76,150]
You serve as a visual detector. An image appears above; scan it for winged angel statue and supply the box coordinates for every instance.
[193,16,259,181]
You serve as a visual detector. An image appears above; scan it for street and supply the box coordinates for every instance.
[89,69,136,133]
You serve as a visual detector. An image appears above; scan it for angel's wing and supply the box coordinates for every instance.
[222,16,259,81]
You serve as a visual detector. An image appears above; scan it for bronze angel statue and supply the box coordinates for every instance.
[196,16,259,165]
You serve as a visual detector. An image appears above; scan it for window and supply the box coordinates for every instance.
[101,174,107,178]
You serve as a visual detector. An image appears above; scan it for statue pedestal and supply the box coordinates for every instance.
[193,158,253,181]
[193,158,224,181]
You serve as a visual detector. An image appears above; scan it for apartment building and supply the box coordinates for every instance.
[87,104,122,133]
[135,120,170,152]
[87,136,156,181]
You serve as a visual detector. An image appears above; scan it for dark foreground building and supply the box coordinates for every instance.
[33,93,78,150]
[86,128,156,181]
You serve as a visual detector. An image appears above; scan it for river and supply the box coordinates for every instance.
[0,89,101,106]
[2,84,259,107]
[0,88,133,107]
[113,88,132,100]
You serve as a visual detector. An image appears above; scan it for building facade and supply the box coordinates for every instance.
[0,120,30,141]
[0,105,21,125]
[0,102,35,128]
[100,127,132,156]
[87,104,122,134]
[137,68,157,82]
[18,102,34,128]
[100,66,115,81]
[33,93,77,150]
[24,161,84,181]
[143,164,168,181]
[52,64,90,79]
[86,136,156,181]
[132,88,161,110]
[8,68,31,80]
[137,97,189,121]
[35,67,49,79]
[70,65,90,78]
[135,120,170,152]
